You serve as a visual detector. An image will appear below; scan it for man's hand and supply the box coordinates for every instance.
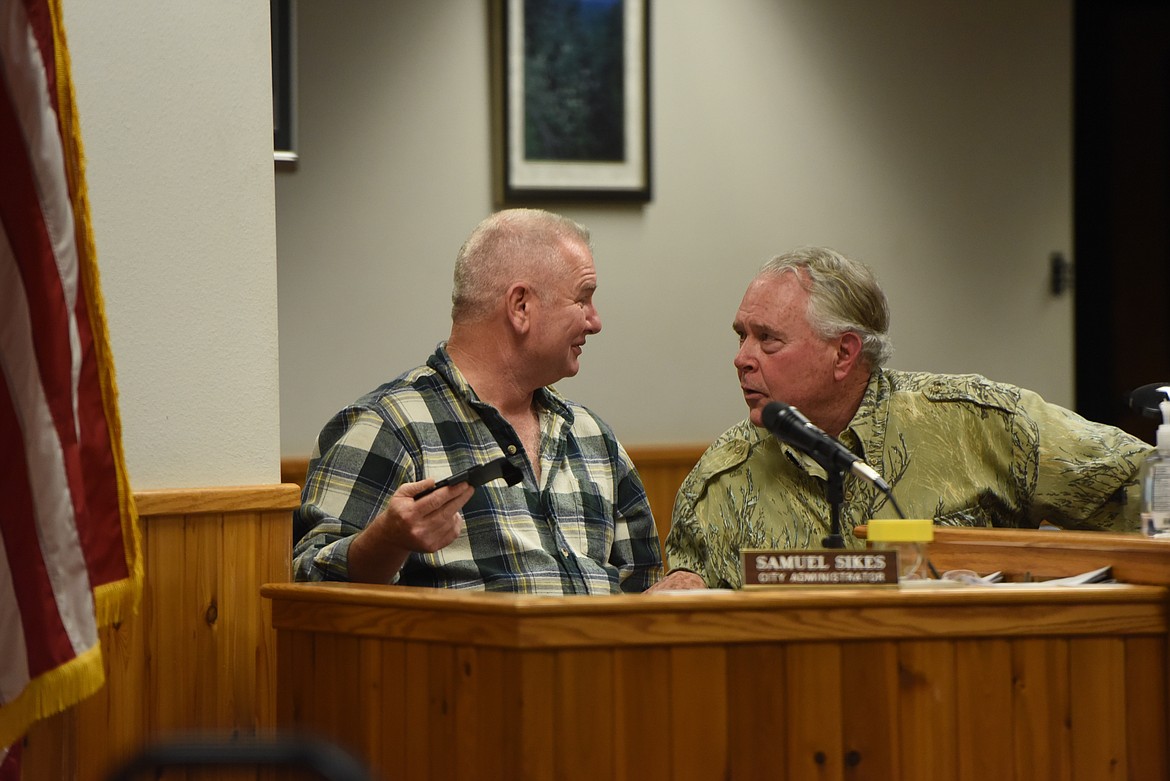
[378,479,475,552]
[646,569,708,592]
[347,478,475,583]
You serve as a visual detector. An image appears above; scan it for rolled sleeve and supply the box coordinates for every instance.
[292,407,415,582]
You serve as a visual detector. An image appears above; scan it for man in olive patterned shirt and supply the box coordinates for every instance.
[666,247,1152,590]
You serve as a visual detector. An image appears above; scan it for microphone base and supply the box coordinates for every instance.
[821,534,846,549]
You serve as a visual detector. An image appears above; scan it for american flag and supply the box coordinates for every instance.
[0,0,141,769]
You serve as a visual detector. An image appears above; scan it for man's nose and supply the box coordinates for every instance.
[734,341,756,371]
[586,305,602,334]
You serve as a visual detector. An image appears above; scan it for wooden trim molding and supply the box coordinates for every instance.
[624,443,708,466]
[135,483,302,516]
[279,457,310,488]
[22,483,297,781]
[263,581,1167,647]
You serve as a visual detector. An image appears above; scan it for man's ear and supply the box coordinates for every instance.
[506,282,533,334]
[833,331,865,380]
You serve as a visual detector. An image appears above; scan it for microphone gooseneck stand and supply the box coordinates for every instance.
[762,398,910,546]
[813,451,907,549]
[823,465,847,549]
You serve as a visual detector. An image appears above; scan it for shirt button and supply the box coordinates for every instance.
[561,548,569,557]
[507,445,517,455]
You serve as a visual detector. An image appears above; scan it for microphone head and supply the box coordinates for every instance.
[762,399,811,429]
[1130,383,1170,418]
[761,400,787,430]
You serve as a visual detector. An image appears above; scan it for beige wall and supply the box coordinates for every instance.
[63,0,1072,475]
[276,0,1073,457]
[64,0,280,488]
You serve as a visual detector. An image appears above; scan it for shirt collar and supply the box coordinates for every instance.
[838,369,891,464]
[767,370,889,478]
[426,341,574,423]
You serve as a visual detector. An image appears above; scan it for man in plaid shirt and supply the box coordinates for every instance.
[293,209,695,593]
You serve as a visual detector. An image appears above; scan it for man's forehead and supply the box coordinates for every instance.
[735,276,806,328]
[563,260,597,295]
[733,301,776,329]
[733,311,779,332]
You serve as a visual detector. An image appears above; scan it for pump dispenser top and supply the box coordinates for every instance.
[1139,386,1170,536]
[1156,391,1170,452]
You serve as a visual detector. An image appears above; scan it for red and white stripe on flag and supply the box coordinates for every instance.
[0,0,142,751]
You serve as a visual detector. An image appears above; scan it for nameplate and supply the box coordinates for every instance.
[741,549,898,587]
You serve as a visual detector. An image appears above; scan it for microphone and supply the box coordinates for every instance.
[1130,383,1170,418]
[761,400,891,492]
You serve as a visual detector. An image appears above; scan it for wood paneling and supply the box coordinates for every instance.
[261,580,1166,647]
[894,526,1170,586]
[263,580,1170,781]
[20,483,1170,780]
[624,444,707,539]
[278,457,309,489]
[21,484,299,781]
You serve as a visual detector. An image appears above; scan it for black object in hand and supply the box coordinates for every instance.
[415,456,523,498]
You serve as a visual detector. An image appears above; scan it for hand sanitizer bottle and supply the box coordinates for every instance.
[867,518,935,580]
[1139,389,1170,537]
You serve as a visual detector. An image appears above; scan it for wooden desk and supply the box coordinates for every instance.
[262,579,1169,781]
[922,527,1170,586]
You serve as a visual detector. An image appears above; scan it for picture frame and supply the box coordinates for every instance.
[493,0,651,203]
[271,0,297,163]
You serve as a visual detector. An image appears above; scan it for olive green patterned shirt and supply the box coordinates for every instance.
[666,370,1153,589]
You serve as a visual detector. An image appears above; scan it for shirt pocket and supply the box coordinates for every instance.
[547,472,615,560]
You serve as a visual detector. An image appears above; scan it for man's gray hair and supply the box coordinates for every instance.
[451,209,591,323]
[759,247,893,367]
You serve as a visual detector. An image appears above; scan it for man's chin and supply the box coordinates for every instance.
[746,401,767,428]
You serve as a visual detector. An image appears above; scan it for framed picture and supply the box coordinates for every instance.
[494,0,651,202]
[271,0,297,163]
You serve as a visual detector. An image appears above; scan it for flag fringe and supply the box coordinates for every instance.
[0,645,106,750]
[48,0,144,625]
[93,574,139,628]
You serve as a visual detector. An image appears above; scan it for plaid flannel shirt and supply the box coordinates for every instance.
[293,344,662,593]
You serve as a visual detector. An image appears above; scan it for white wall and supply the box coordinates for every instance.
[64,0,280,488]
[278,0,1073,456]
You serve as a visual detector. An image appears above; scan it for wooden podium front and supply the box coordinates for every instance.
[263,562,1169,781]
